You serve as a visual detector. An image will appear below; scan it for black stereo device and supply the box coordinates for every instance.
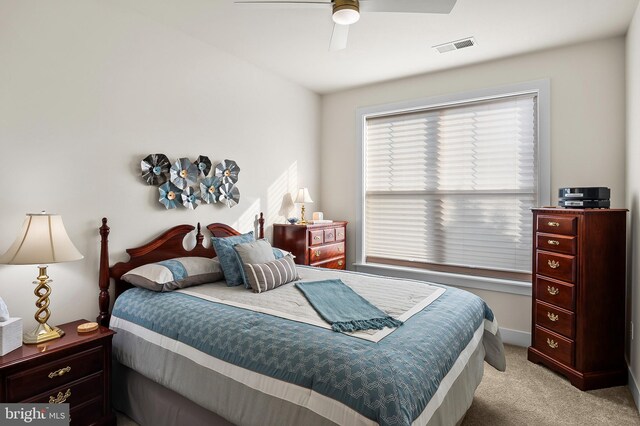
[558,187,610,208]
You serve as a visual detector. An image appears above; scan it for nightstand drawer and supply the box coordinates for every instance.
[312,257,346,270]
[309,242,345,263]
[536,215,578,236]
[309,230,324,246]
[535,276,575,311]
[536,233,577,255]
[71,396,104,426]
[535,301,575,339]
[534,326,574,366]
[6,346,103,402]
[536,251,576,283]
[25,372,102,406]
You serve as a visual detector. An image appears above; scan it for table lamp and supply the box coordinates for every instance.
[0,212,83,344]
[295,188,314,225]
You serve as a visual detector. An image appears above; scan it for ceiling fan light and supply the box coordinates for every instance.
[332,6,360,25]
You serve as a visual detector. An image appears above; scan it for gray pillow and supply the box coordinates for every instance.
[244,254,300,293]
[122,257,223,292]
[233,239,276,288]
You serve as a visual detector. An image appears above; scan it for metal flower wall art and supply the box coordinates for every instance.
[140,154,241,210]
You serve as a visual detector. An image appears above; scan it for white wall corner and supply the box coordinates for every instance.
[629,367,640,412]
[500,327,531,347]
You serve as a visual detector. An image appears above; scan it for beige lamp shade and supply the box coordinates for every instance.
[0,213,83,265]
[294,188,314,204]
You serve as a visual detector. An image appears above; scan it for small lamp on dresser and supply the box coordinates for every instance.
[295,188,314,225]
[0,212,83,344]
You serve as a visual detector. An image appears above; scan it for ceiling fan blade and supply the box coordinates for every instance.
[329,23,349,51]
[235,1,330,7]
[359,0,457,14]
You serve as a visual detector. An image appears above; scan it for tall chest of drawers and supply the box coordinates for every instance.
[273,222,347,269]
[527,208,627,390]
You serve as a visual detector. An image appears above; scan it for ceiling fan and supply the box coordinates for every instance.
[235,0,458,51]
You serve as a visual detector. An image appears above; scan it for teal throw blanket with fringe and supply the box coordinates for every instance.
[295,279,403,332]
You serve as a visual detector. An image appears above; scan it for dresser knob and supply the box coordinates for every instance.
[547,259,560,269]
[48,366,71,379]
[338,260,344,266]
[49,389,71,404]
[547,312,559,322]
[315,250,321,257]
[547,338,558,349]
[547,240,560,246]
[313,236,321,241]
[547,286,559,296]
[548,221,560,227]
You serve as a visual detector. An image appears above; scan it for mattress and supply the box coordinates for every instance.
[110,266,505,426]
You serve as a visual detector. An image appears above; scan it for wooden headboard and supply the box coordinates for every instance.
[97,213,265,326]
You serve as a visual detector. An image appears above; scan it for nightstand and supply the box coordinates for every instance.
[273,222,348,269]
[0,320,115,425]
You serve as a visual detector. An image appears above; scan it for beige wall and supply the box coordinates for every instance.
[0,1,320,328]
[626,2,640,404]
[320,37,627,334]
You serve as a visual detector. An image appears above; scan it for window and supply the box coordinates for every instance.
[357,82,550,285]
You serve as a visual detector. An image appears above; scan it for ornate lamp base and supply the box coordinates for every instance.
[23,265,64,345]
[299,204,308,225]
[23,322,65,344]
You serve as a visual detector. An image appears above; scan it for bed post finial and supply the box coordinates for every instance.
[98,218,111,327]
[196,222,204,247]
[259,212,265,239]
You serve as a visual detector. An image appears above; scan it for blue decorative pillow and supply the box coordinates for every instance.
[211,232,255,286]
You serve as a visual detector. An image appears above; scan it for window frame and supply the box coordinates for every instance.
[354,80,551,296]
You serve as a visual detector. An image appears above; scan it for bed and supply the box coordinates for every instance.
[97,214,506,426]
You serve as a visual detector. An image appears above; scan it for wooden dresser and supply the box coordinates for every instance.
[527,208,627,390]
[0,320,115,425]
[273,222,347,269]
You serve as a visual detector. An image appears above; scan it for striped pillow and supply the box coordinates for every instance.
[245,255,300,293]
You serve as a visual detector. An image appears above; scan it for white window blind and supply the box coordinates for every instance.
[364,94,537,278]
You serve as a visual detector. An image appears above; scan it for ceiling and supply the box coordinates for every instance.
[117,0,639,94]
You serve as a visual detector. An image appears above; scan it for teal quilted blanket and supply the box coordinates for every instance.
[112,281,501,426]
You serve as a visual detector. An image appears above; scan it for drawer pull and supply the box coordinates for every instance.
[338,247,343,253]
[48,366,71,379]
[49,389,71,404]
[313,236,321,241]
[547,240,560,246]
[338,260,344,266]
[547,312,559,322]
[338,232,344,237]
[547,338,559,349]
[314,250,321,257]
[547,221,560,227]
[327,233,333,238]
[548,259,560,269]
[547,286,560,296]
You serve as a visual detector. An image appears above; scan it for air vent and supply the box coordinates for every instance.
[433,37,476,54]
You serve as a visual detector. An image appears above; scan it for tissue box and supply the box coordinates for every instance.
[0,318,23,356]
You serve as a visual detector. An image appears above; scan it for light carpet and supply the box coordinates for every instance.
[116,344,640,425]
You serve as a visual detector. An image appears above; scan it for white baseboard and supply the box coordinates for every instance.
[629,367,640,412]
[499,327,531,347]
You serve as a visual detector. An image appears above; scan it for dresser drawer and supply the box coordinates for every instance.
[24,371,103,406]
[536,233,577,255]
[535,301,575,339]
[6,346,103,402]
[309,242,345,263]
[536,215,578,236]
[534,326,574,366]
[324,229,336,243]
[335,227,346,241]
[312,257,346,270]
[535,276,575,311]
[536,251,576,283]
[309,230,324,246]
